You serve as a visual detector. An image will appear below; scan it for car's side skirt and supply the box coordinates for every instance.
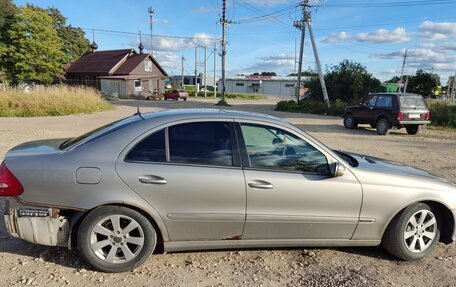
[164,239,381,252]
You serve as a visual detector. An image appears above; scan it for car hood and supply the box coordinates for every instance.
[5,138,69,158]
[342,151,446,183]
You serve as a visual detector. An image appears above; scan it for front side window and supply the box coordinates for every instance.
[364,95,377,107]
[375,95,393,108]
[125,129,166,162]
[169,122,233,167]
[240,124,330,174]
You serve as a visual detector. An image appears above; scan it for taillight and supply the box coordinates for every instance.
[397,112,403,121]
[0,162,24,197]
[425,112,430,121]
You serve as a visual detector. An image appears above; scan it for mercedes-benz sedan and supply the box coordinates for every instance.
[2,109,456,272]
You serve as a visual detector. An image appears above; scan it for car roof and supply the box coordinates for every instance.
[371,92,423,97]
[139,108,288,123]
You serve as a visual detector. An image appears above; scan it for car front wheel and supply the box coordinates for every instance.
[343,114,358,129]
[77,206,157,273]
[383,202,440,261]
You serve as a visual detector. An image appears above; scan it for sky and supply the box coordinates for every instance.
[13,0,456,84]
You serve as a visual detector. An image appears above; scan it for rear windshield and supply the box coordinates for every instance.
[59,115,141,150]
[399,95,426,108]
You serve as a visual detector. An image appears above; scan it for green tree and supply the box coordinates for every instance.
[306,59,383,104]
[5,5,65,84]
[407,70,439,98]
[0,0,18,78]
[46,7,89,63]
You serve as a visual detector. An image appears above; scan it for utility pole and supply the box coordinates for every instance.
[148,7,154,56]
[204,46,207,97]
[214,42,217,97]
[181,56,184,88]
[306,11,330,107]
[404,75,409,93]
[293,3,306,102]
[195,46,198,94]
[220,0,231,103]
[451,72,456,101]
[399,49,408,93]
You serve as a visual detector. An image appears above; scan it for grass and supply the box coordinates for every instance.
[189,91,267,100]
[276,99,456,130]
[0,85,114,117]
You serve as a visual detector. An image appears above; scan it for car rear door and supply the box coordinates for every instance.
[115,120,246,242]
[236,121,362,240]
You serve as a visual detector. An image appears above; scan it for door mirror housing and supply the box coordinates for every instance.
[331,162,346,177]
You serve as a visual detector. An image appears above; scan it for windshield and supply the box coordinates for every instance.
[399,95,426,108]
[59,115,142,150]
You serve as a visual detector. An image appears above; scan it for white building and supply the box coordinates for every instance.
[219,75,310,97]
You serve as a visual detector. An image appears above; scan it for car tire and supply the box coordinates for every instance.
[174,97,179,101]
[146,96,151,100]
[382,202,440,261]
[376,118,390,135]
[406,125,421,135]
[343,114,358,129]
[183,97,187,101]
[77,206,157,273]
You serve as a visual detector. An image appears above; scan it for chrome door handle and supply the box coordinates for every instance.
[248,180,273,189]
[138,175,167,185]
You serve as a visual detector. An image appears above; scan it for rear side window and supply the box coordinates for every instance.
[375,95,393,108]
[399,95,426,108]
[125,129,166,162]
[169,122,233,167]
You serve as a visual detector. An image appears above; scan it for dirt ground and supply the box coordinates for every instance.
[1,97,455,287]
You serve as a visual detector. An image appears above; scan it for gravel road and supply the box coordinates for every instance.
[1,97,455,287]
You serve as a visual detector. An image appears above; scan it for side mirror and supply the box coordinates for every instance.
[331,162,346,177]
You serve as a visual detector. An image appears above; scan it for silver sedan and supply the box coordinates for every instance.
[2,109,456,272]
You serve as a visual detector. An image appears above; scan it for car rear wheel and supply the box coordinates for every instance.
[183,97,187,101]
[376,118,390,135]
[406,125,421,135]
[343,114,358,129]
[77,206,157,273]
[173,96,179,101]
[383,202,440,261]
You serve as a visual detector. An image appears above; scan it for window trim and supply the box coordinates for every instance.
[123,119,242,169]
[234,121,333,176]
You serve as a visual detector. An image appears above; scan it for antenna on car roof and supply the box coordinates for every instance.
[134,107,145,120]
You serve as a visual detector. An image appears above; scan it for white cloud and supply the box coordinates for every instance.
[151,18,169,25]
[133,33,218,53]
[323,28,411,44]
[419,21,456,41]
[193,6,211,13]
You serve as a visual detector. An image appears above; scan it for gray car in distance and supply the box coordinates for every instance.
[2,109,456,272]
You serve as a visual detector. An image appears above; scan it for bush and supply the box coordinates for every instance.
[275,99,346,117]
[429,102,456,129]
[0,85,113,117]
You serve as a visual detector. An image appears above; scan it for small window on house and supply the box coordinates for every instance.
[236,83,244,86]
[285,84,295,87]
[134,80,142,92]
[251,83,260,87]
[144,61,152,72]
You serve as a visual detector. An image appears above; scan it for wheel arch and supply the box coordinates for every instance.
[375,114,389,125]
[381,200,454,244]
[69,203,166,253]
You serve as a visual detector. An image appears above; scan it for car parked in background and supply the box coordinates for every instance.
[164,89,188,101]
[2,109,455,273]
[343,93,431,135]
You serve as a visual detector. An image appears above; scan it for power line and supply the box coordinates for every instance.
[322,0,456,8]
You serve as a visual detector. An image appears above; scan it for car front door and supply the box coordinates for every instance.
[356,95,377,123]
[373,94,394,122]
[237,122,362,240]
[115,120,246,242]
